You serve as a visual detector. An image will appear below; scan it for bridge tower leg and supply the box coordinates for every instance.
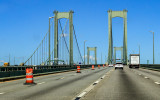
[123,11,127,64]
[54,11,58,65]
[87,47,89,64]
[114,47,116,64]
[69,11,74,65]
[108,10,113,64]
[95,47,97,64]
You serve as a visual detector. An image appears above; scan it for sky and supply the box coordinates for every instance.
[0,0,160,65]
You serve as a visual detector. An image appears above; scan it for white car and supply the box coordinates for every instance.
[115,62,123,70]
[109,64,113,67]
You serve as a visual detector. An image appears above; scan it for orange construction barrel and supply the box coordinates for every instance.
[24,68,36,85]
[92,65,94,70]
[98,65,100,69]
[77,66,81,73]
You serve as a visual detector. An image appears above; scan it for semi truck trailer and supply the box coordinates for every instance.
[129,54,140,68]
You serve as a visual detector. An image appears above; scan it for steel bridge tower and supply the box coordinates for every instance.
[107,9,128,65]
[87,47,97,64]
[53,11,74,65]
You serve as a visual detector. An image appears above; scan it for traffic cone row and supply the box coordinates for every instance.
[24,65,108,85]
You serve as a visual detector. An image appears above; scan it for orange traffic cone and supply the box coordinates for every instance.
[24,68,36,85]
[103,64,104,68]
[77,66,81,73]
[92,65,94,70]
[98,65,100,69]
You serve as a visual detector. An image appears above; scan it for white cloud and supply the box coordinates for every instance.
[83,55,95,61]
[60,33,68,37]
[0,60,4,63]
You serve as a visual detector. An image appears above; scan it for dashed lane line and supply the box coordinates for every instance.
[73,68,114,100]
[154,82,160,85]
[0,92,5,95]
[144,77,149,79]
[38,82,45,85]
[60,77,65,79]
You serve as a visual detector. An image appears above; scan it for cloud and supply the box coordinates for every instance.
[0,60,4,63]
[60,33,68,37]
[83,55,95,61]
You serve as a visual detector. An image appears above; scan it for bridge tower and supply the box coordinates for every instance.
[107,9,128,65]
[87,47,97,64]
[54,11,74,65]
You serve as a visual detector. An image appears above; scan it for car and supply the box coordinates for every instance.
[109,64,113,67]
[115,62,123,70]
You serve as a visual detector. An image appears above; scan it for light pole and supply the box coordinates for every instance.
[149,31,154,64]
[84,40,87,65]
[48,16,54,65]
[139,45,140,55]
[101,52,102,64]
[9,54,10,65]
[14,56,15,65]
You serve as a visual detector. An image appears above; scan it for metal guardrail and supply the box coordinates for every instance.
[140,64,160,71]
[140,64,160,69]
[0,64,104,79]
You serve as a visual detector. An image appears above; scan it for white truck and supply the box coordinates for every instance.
[129,54,140,68]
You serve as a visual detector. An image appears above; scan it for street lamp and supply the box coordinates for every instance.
[139,45,140,55]
[84,40,87,65]
[149,31,154,64]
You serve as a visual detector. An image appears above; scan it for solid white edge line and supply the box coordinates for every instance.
[94,81,99,84]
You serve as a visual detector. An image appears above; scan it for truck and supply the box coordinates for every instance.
[129,54,140,68]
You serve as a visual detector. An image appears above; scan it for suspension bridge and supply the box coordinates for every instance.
[0,10,160,100]
[24,11,83,66]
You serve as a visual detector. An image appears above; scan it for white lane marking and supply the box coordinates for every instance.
[60,77,65,79]
[94,81,99,84]
[144,77,149,79]
[101,75,105,79]
[139,74,141,75]
[155,82,160,85]
[0,92,5,95]
[77,91,87,98]
[38,82,45,85]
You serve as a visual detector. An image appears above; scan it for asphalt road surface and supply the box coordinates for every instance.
[82,66,160,100]
[0,66,111,100]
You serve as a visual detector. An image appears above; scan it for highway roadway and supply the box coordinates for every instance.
[0,66,159,100]
[0,66,111,100]
[81,66,160,100]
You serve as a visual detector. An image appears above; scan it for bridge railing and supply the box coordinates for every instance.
[0,64,104,79]
[140,64,160,71]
